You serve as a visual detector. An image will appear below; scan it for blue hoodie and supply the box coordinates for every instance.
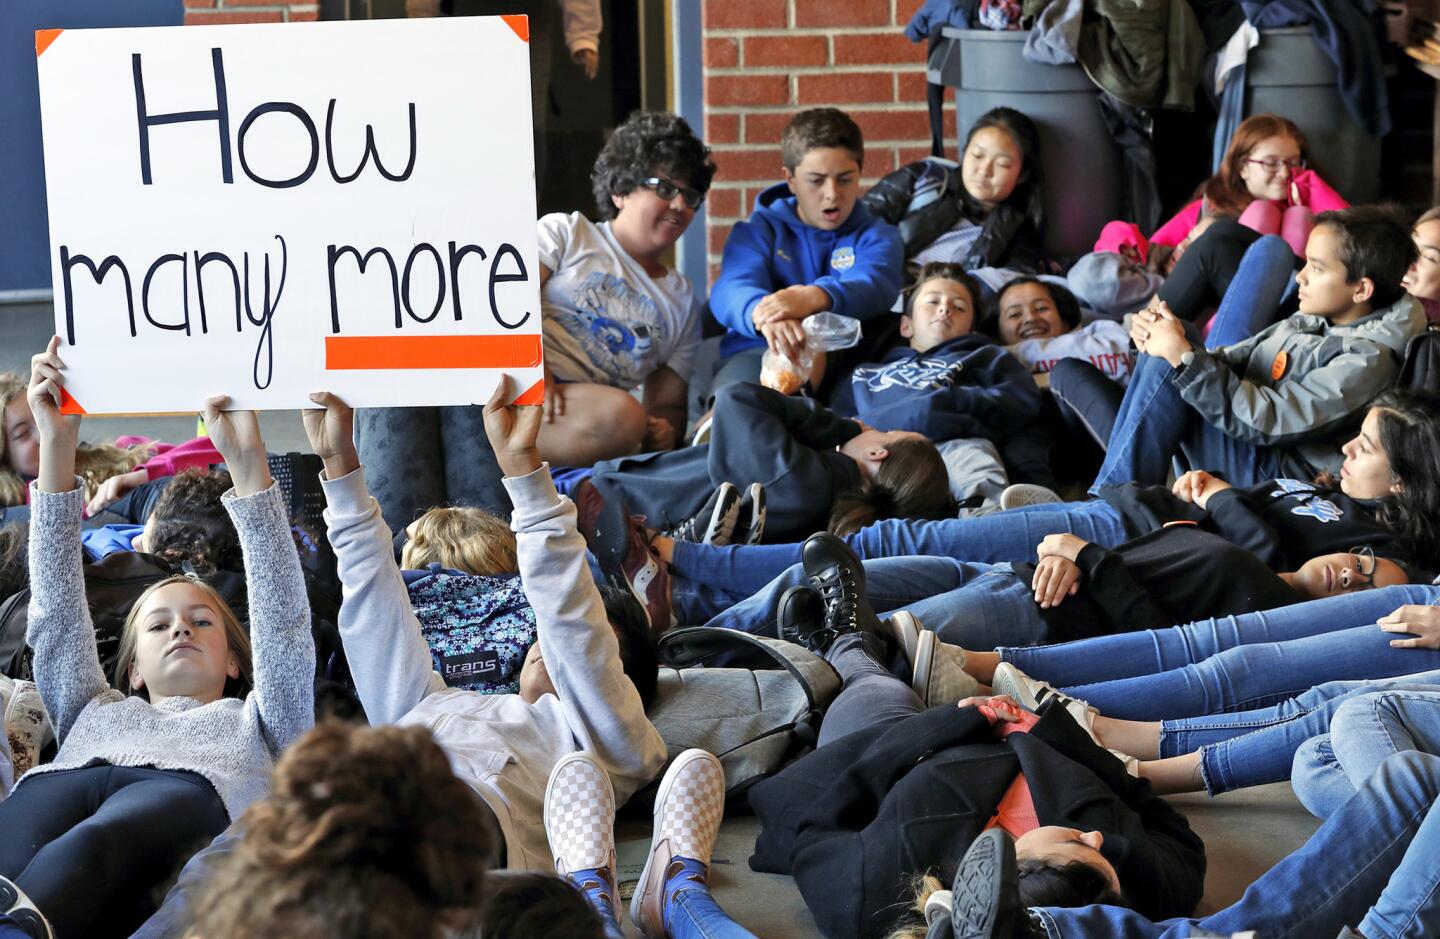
[710,182,905,359]
[830,334,1042,443]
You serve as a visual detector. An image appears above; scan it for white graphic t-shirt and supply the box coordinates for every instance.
[1007,319,1136,385]
[537,212,702,389]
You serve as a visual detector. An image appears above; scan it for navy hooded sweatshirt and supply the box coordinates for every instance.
[830,334,1041,443]
[709,182,905,360]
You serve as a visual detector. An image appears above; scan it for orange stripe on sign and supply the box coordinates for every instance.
[325,334,543,370]
[500,14,529,42]
[35,29,62,57]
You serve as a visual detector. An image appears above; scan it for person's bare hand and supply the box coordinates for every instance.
[542,367,565,424]
[573,47,599,79]
[752,285,824,328]
[1131,301,1191,367]
[27,336,80,451]
[1172,470,1232,509]
[202,396,271,497]
[1379,605,1440,649]
[85,468,147,517]
[484,375,543,478]
[760,320,807,362]
[642,415,678,451]
[301,391,358,480]
[1032,556,1082,608]
[1036,532,1089,563]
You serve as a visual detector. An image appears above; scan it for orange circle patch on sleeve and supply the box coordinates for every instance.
[1270,350,1289,382]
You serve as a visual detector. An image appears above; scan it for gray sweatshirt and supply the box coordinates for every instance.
[23,479,315,819]
[323,464,666,870]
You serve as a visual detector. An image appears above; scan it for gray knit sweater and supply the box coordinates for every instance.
[22,478,315,818]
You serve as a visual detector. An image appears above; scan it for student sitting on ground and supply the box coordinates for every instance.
[0,340,315,939]
[535,111,715,464]
[862,107,1046,274]
[1088,205,1425,492]
[709,108,904,391]
[982,276,1134,387]
[828,261,1041,509]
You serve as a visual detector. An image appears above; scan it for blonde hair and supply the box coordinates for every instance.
[113,574,252,697]
[401,507,517,576]
[0,371,155,506]
[884,875,946,939]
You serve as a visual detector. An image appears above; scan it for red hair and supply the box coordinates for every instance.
[1194,114,1309,217]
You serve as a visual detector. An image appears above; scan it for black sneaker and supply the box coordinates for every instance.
[776,585,825,649]
[950,829,1035,939]
[0,876,53,939]
[665,482,740,546]
[801,533,884,649]
[733,483,767,545]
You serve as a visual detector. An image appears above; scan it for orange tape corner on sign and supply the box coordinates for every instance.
[58,386,87,415]
[35,28,63,57]
[513,379,544,406]
[500,14,529,42]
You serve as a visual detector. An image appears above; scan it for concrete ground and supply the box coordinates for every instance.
[2,301,1321,935]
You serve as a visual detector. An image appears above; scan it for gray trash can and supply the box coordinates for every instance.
[1245,27,1381,204]
[928,27,1121,260]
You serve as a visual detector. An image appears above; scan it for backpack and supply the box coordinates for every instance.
[405,567,537,695]
[1397,326,1440,392]
[645,627,841,804]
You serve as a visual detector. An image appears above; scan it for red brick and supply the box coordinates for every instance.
[897,70,932,102]
[706,187,743,219]
[744,111,792,145]
[897,0,928,24]
[288,8,319,19]
[708,224,732,255]
[834,32,923,65]
[712,147,784,183]
[185,9,284,24]
[707,262,722,286]
[183,0,216,8]
[705,37,739,69]
[794,0,889,27]
[222,0,291,6]
[705,112,740,144]
[897,144,939,166]
[744,35,828,67]
[705,73,790,107]
[861,147,898,179]
[852,108,930,142]
[796,71,893,104]
[704,0,787,29]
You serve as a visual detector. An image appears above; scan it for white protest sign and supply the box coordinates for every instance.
[35,17,543,415]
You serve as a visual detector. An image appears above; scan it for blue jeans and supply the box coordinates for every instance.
[1294,688,1440,819]
[1036,750,1440,938]
[1196,234,1297,348]
[999,586,1440,719]
[1089,347,1284,493]
[1160,673,1440,796]
[669,500,1127,596]
[682,556,1046,651]
[664,858,759,939]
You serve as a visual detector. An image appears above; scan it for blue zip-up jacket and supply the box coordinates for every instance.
[830,334,1042,443]
[710,182,905,359]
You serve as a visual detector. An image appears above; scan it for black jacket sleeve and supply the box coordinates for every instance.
[1202,487,1285,568]
[1074,542,1175,631]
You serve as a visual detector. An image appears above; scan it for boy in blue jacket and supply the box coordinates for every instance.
[709,108,905,390]
[831,262,1044,507]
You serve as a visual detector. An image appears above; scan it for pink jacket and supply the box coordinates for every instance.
[113,435,223,481]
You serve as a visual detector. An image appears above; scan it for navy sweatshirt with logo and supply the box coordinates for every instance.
[710,182,905,360]
[829,334,1042,444]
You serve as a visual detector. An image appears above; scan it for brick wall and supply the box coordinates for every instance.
[701,0,953,284]
[183,0,319,25]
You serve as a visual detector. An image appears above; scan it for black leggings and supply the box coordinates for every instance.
[0,763,229,939]
[1159,219,1273,321]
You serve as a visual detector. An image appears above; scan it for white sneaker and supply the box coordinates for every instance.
[0,875,53,939]
[999,483,1063,510]
[990,664,1137,775]
[912,629,981,707]
[631,749,726,938]
[543,751,620,917]
[888,610,923,669]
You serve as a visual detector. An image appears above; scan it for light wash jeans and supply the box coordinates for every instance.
[998,585,1440,719]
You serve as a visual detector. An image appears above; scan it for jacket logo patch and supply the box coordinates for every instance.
[830,246,855,271]
[852,357,962,392]
[776,247,793,262]
[1269,479,1342,523]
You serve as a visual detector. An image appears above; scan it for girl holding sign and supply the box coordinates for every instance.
[0,340,314,939]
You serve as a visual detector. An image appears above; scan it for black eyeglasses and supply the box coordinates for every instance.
[641,176,705,209]
[1348,545,1378,589]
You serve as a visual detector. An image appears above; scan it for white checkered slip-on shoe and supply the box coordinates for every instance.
[912,629,981,708]
[543,751,618,891]
[630,748,726,938]
[888,609,923,670]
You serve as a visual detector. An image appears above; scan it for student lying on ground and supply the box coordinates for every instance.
[645,392,1440,617]
[743,535,1205,939]
[0,340,314,939]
